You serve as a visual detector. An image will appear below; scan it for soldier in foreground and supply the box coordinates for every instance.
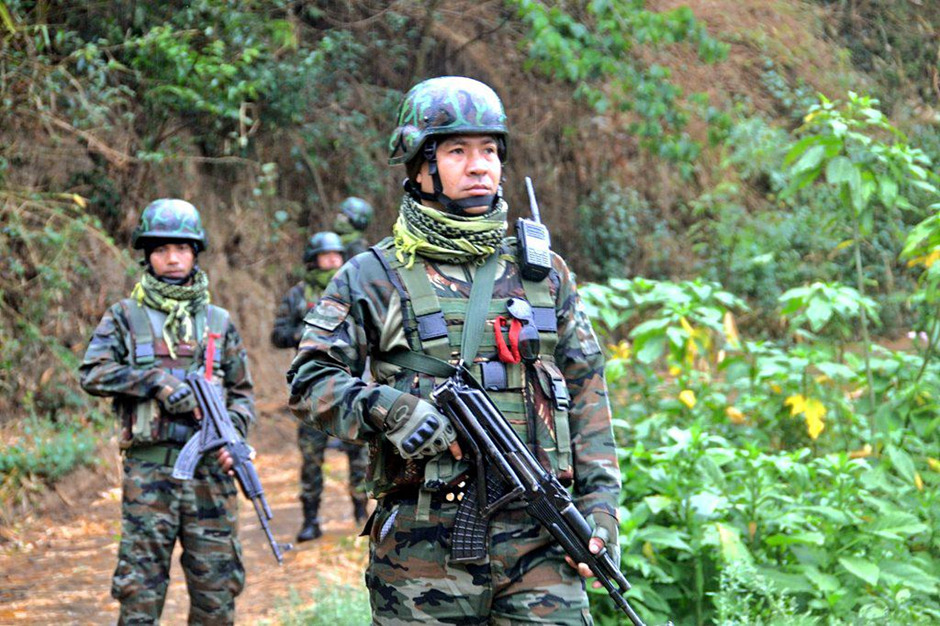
[80,199,255,625]
[288,77,621,623]
[333,196,374,258]
[271,231,369,541]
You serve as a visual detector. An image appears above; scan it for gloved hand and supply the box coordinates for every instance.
[384,393,456,459]
[156,379,198,415]
[589,511,621,570]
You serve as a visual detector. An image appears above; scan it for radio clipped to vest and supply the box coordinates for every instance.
[516,177,552,282]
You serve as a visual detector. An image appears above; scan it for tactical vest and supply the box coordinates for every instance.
[371,239,573,496]
[118,298,229,449]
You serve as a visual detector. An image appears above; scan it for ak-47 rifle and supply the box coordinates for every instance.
[430,365,651,626]
[173,372,292,564]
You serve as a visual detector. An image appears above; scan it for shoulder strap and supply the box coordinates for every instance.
[121,298,155,366]
[370,245,421,351]
[460,253,499,364]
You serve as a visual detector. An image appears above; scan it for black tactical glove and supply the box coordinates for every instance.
[384,393,456,459]
[156,380,198,415]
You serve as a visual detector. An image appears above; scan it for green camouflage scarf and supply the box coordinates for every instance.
[131,270,210,359]
[392,195,507,268]
[303,267,337,302]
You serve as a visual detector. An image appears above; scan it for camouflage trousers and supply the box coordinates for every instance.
[112,454,244,625]
[365,496,593,625]
[298,422,368,510]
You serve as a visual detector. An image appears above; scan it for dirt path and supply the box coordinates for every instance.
[0,403,370,625]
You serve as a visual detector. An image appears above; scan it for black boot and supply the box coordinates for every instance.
[353,498,368,524]
[297,501,322,542]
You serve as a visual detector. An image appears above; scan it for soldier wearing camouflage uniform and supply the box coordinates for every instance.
[271,231,369,542]
[333,196,374,258]
[80,199,255,625]
[287,77,620,624]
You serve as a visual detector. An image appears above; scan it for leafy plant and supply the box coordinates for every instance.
[783,92,939,437]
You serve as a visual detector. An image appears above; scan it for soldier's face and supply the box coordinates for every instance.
[149,242,196,281]
[316,251,344,270]
[417,135,501,215]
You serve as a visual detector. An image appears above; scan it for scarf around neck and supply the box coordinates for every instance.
[131,270,210,359]
[392,194,508,268]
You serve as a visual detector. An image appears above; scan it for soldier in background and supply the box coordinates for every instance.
[332,196,374,258]
[287,77,620,624]
[271,231,369,542]
[80,199,255,625]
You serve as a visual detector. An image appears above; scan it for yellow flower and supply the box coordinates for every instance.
[915,472,924,492]
[679,389,697,409]
[785,394,806,416]
[608,341,632,361]
[785,394,826,440]
[803,398,826,440]
[726,407,746,424]
[928,458,940,473]
[669,365,682,377]
[849,444,873,459]
[907,250,940,268]
[770,384,782,394]
[723,312,740,348]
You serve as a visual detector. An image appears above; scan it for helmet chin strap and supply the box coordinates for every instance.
[404,140,500,215]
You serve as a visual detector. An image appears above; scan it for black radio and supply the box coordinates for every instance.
[516,176,552,281]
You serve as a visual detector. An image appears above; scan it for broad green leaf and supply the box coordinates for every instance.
[839,556,880,586]
[764,531,825,547]
[758,567,816,594]
[643,495,673,515]
[825,156,855,185]
[805,297,833,331]
[713,522,753,564]
[866,512,928,539]
[880,560,939,594]
[635,526,693,552]
[0,1,15,34]
[885,444,917,483]
[790,144,826,176]
[803,566,840,593]
[878,175,898,208]
[634,333,665,364]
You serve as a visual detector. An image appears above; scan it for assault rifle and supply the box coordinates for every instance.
[173,372,292,564]
[430,366,649,626]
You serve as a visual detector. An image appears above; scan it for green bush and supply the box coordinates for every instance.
[585,276,940,624]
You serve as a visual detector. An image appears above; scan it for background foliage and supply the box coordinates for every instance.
[3,0,940,622]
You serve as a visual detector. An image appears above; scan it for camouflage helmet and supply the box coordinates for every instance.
[303,231,344,264]
[388,76,508,166]
[132,198,208,252]
[339,196,374,231]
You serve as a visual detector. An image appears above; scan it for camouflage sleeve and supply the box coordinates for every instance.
[79,303,175,399]
[553,254,622,522]
[222,318,256,439]
[286,257,402,442]
[271,284,305,349]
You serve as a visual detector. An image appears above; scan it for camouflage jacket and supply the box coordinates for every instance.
[271,282,322,350]
[287,234,620,522]
[80,297,256,443]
